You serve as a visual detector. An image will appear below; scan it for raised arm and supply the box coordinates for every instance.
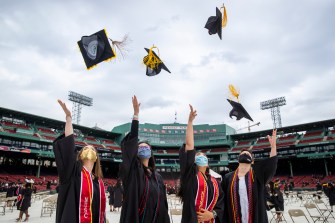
[253,129,278,184]
[57,100,73,136]
[267,129,277,157]
[53,100,76,184]
[120,96,141,185]
[185,104,197,151]
[129,95,140,139]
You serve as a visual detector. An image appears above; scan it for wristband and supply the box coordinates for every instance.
[133,115,138,119]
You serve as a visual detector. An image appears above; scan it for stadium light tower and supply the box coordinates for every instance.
[260,97,286,129]
[68,91,93,125]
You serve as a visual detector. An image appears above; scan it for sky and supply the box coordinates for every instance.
[0,0,335,133]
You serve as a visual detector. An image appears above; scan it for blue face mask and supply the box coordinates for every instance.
[195,155,208,167]
[138,146,151,159]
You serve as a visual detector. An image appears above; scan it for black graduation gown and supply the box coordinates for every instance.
[19,188,32,211]
[179,145,224,223]
[119,120,170,223]
[324,184,335,206]
[222,156,278,223]
[108,186,115,205]
[53,134,105,223]
[6,186,15,197]
[114,185,123,208]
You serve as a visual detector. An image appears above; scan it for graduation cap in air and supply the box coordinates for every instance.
[226,84,253,121]
[78,29,116,69]
[204,5,227,40]
[227,99,253,121]
[143,46,171,76]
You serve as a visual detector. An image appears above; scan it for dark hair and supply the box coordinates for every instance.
[239,148,254,159]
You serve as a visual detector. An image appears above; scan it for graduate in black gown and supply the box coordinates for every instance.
[222,130,278,223]
[323,181,335,212]
[266,181,284,221]
[179,105,224,223]
[16,181,33,222]
[107,183,115,212]
[53,100,106,223]
[119,95,170,223]
[113,180,123,211]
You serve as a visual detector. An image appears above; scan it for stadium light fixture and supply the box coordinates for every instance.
[260,97,286,129]
[68,91,93,125]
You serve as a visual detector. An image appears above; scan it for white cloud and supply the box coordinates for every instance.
[0,0,334,133]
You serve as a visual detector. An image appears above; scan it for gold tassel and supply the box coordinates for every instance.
[221,5,228,28]
[143,45,162,69]
[229,84,239,100]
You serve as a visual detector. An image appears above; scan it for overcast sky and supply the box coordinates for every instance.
[1,0,334,133]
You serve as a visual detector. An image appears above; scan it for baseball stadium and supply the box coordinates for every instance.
[0,106,334,222]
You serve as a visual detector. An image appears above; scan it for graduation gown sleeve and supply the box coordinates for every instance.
[253,156,278,185]
[179,144,197,223]
[119,120,141,223]
[120,120,139,185]
[53,134,77,184]
[179,144,197,180]
[53,134,82,223]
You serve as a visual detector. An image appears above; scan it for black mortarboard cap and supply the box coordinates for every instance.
[227,99,253,121]
[78,29,116,69]
[204,7,222,40]
[143,47,171,76]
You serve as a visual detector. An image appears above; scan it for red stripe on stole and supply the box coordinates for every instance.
[195,172,220,223]
[195,171,208,213]
[80,167,93,223]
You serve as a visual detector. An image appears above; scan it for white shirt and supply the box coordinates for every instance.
[239,176,249,223]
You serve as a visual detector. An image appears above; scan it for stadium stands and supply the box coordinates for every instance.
[1,106,335,194]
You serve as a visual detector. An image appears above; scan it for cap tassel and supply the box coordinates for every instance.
[229,84,240,101]
[221,5,228,28]
[109,33,131,60]
[143,45,162,69]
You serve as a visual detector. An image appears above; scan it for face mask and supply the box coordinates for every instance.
[80,148,97,162]
[238,153,252,164]
[138,146,151,159]
[195,155,208,167]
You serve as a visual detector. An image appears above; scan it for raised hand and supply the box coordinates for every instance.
[57,99,71,117]
[188,104,197,122]
[132,95,141,115]
[267,129,277,149]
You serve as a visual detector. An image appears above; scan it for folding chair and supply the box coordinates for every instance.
[270,210,288,223]
[304,203,327,223]
[170,208,182,223]
[0,198,6,215]
[288,209,310,223]
[297,193,305,207]
[314,199,335,222]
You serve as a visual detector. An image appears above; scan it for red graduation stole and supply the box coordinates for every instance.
[79,167,106,223]
[195,171,219,223]
[230,168,254,223]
